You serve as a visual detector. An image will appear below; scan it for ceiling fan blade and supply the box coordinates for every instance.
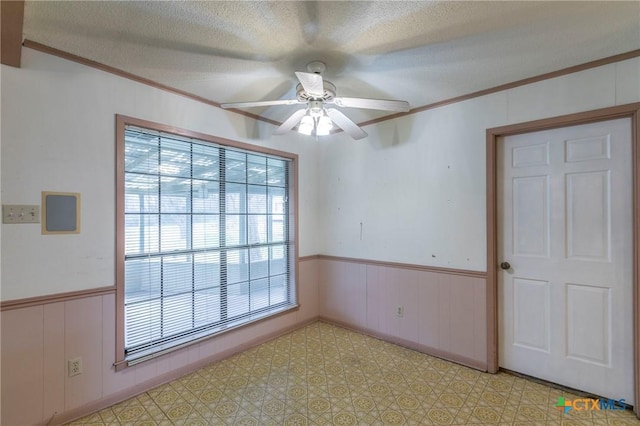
[295,72,325,97]
[273,109,307,135]
[332,97,410,112]
[221,99,301,109]
[326,108,368,140]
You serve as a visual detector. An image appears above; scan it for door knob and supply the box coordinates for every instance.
[500,262,511,270]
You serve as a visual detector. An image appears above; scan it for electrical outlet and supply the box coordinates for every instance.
[396,305,404,318]
[68,357,82,377]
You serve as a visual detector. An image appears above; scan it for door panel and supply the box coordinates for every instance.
[498,118,633,403]
[513,175,550,257]
[513,142,550,168]
[566,171,610,261]
[513,277,550,352]
[565,135,610,162]
[566,284,610,366]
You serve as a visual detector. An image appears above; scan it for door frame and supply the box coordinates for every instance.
[486,102,640,414]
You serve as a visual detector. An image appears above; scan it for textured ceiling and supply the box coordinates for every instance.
[23,1,640,125]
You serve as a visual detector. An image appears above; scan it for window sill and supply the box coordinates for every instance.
[115,303,299,370]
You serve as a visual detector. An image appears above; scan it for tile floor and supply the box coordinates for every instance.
[69,321,639,425]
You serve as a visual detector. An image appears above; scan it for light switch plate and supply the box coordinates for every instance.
[3,205,40,224]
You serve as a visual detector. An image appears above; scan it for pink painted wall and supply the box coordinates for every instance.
[317,258,487,369]
[0,259,319,426]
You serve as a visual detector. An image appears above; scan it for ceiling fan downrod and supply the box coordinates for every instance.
[306,61,326,75]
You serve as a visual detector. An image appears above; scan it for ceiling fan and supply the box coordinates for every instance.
[220,61,411,140]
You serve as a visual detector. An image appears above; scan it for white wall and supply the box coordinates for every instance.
[319,58,640,271]
[2,48,639,299]
[0,48,321,301]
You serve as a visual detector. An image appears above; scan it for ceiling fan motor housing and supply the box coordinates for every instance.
[296,80,336,102]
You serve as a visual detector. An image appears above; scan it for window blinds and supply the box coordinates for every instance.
[123,126,295,359]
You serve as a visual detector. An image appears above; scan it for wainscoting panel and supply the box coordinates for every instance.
[1,305,45,425]
[317,257,488,370]
[297,257,320,323]
[447,274,487,365]
[43,302,65,419]
[65,296,104,412]
[317,259,367,327]
[367,265,421,343]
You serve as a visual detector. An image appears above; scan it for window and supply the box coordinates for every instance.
[116,117,297,364]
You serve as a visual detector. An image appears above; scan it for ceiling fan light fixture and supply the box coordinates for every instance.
[316,115,333,136]
[298,114,314,135]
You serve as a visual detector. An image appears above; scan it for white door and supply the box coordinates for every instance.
[498,118,633,403]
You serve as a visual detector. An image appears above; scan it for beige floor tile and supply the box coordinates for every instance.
[67,322,640,426]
